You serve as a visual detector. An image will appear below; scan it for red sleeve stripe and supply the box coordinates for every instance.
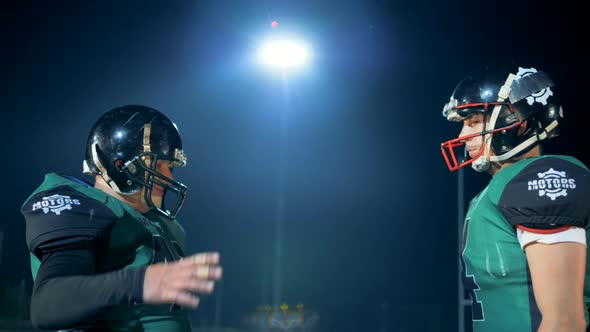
[516,224,572,234]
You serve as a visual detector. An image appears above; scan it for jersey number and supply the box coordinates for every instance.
[461,217,484,321]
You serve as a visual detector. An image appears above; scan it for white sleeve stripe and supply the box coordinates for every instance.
[517,227,586,249]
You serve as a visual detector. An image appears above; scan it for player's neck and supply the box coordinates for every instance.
[490,146,542,177]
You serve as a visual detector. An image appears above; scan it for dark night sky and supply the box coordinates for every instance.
[0,1,584,331]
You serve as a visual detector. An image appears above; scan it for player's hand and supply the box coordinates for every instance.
[143,252,222,308]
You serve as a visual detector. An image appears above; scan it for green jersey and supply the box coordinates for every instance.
[22,173,191,331]
[461,155,590,332]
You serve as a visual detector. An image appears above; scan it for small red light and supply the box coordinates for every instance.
[271,20,279,28]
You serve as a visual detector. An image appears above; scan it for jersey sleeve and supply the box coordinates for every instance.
[498,157,590,233]
[21,185,117,258]
[30,247,145,330]
[517,227,587,248]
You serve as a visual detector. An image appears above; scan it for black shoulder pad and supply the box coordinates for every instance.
[499,157,590,229]
[21,185,117,256]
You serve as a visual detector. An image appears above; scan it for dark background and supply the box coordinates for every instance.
[0,1,584,331]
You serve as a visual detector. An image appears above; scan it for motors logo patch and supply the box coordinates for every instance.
[527,168,576,201]
[32,194,81,215]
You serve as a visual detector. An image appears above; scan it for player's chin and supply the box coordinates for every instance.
[466,147,481,159]
[151,186,165,196]
[150,194,164,208]
[467,151,479,159]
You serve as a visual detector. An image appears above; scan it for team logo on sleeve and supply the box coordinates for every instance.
[31,194,82,215]
[527,168,576,200]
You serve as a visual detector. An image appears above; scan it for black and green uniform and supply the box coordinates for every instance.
[21,173,191,331]
[461,155,590,332]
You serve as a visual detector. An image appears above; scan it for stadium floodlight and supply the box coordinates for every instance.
[257,39,311,70]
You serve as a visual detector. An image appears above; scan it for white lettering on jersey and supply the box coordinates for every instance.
[31,194,81,215]
[527,168,576,200]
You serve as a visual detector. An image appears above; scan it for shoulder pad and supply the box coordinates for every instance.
[21,185,117,256]
[499,157,590,228]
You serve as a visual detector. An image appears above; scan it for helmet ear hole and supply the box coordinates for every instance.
[114,160,124,171]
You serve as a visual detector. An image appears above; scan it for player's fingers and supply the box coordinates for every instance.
[173,291,200,308]
[192,265,223,280]
[191,252,220,265]
[179,279,215,294]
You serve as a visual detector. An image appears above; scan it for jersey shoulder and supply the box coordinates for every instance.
[21,173,119,257]
[497,155,590,229]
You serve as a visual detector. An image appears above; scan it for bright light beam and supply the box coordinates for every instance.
[257,39,311,70]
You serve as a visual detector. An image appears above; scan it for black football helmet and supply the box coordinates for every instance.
[441,65,562,172]
[83,105,188,218]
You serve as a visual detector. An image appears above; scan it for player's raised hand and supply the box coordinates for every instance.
[143,252,222,308]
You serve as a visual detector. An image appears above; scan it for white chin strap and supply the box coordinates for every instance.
[489,119,558,162]
[90,142,123,193]
[471,73,516,172]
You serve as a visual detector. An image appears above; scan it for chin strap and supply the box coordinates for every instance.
[489,119,558,162]
[89,143,123,192]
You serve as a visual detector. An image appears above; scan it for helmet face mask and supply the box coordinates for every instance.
[441,65,562,172]
[441,102,522,171]
[121,152,188,219]
[83,105,188,218]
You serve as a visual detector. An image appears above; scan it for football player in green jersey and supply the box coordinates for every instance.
[21,105,223,331]
[441,65,590,332]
